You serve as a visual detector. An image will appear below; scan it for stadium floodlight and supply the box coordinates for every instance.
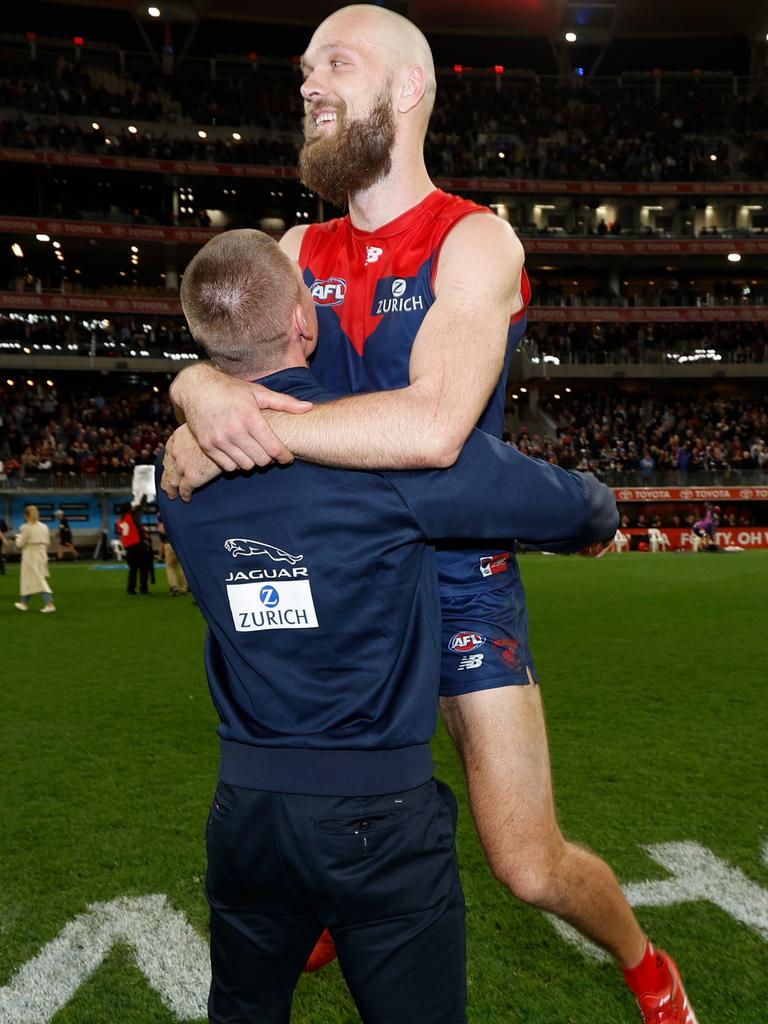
[131,245,139,253]
[520,386,528,393]
[232,132,241,141]
[35,233,50,242]
[52,241,61,249]
[498,151,505,159]
[148,6,161,17]
[46,379,54,386]
[198,130,207,139]
[127,125,138,134]
[709,153,718,161]
[565,31,577,43]
[11,243,23,257]
[727,253,742,263]
[91,121,100,130]
[6,379,14,386]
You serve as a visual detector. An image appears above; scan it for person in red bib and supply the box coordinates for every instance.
[163,6,698,1022]
[115,503,150,595]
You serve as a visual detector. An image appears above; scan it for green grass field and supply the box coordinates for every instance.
[1,552,766,1023]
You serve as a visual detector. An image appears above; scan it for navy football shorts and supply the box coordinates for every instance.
[438,557,538,697]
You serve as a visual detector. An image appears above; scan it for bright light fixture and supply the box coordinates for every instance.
[148,6,161,17]
[11,243,23,257]
[727,253,742,263]
[565,31,577,43]
[35,233,50,242]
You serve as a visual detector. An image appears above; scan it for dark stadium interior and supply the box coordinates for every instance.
[3,9,768,1024]
[1,0,767,499]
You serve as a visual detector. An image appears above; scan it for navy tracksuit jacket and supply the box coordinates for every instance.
[157,366,617,797]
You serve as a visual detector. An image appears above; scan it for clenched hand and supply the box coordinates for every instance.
[171,363,313,472]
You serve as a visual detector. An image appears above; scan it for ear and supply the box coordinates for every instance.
[292,301,310,340]
[397,65,426,114]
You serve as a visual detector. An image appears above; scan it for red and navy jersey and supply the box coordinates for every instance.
[300,188,530,440]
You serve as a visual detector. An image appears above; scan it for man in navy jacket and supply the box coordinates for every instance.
[158,230,617,1024]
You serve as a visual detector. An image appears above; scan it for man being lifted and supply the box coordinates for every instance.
[164,7,697,1022]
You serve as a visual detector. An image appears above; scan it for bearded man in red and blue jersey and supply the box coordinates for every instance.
[163,6,697,1022]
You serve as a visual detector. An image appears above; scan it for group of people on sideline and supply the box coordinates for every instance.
[3,501,188,611]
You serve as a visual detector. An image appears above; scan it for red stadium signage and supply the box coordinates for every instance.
[522,238,768,255]
[0,148,297,179]
[3,216,767,255]
[613,487,768,502]
[0,292,182,314]
[0,216,217,244]
[3,148,768,195]
[433,177,768,196]
[622,526,768,550]
[528,306,768,322]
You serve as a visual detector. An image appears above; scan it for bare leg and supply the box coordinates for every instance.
[441,683,646,968]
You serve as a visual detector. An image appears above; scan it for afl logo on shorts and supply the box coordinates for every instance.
[449,631,487,653]
[310,277,347,306]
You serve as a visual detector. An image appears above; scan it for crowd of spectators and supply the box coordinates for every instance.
[0,380,175,486]
[2,312,768,367]
[0,117,298,168]
[0,59,303,131]
[0,313,200,358]
[508,390,768,484]
[529,280,768,308]
[1,54,767,181]
[525,320,768,365]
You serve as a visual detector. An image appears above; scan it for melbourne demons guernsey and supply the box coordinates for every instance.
[300,188,531,588]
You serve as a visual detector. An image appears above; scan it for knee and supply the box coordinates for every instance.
[487,835,567,910]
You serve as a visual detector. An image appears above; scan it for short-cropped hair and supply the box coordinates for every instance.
[180,229,301,377]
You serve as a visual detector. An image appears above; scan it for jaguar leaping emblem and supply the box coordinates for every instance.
[224,538,304,564]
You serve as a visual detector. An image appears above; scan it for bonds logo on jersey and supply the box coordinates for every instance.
[310,278,347,306]
[371,276,425,316]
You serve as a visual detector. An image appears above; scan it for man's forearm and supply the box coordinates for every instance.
[264,384,466,470]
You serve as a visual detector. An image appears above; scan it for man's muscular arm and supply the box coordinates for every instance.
[167,215,523,492]
[268,214,523,469]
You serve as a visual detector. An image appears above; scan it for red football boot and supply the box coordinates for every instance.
[303,928,337,972]
[625,943,699,1024]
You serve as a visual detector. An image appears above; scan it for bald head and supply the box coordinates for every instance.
[306,4,436,121]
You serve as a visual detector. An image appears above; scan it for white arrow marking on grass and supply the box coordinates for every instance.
[0,894,209,1024]
[549,840,768,960]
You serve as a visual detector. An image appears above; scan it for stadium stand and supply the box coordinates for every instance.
[0,2,767,561]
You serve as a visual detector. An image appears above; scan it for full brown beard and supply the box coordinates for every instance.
[298,85,396,208]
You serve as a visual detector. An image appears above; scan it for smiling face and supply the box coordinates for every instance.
[298,10,398,206]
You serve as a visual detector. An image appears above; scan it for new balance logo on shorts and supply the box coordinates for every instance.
[458,654,484,671]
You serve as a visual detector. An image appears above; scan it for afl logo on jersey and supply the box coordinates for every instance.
[310,277,347,306]
[448,631,487,653]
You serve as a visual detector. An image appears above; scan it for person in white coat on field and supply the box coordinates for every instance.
[14,505,56,613]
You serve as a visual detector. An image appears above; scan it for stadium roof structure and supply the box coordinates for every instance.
[40,0,768,40]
